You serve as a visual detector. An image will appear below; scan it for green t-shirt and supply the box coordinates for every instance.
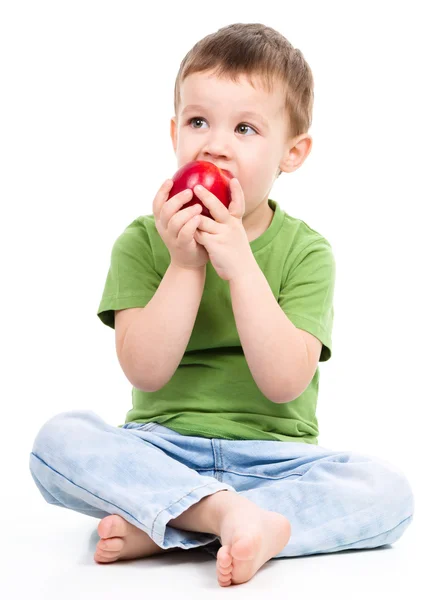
[97,198,335,443]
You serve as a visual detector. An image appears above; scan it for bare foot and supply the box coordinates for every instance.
[216,505,291,587]
[94,514,177,563]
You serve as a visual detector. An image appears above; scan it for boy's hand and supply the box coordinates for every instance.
[193,178,255,281]
[153,179,209,270]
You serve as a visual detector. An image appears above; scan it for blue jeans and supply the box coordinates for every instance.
[29,410,414,558]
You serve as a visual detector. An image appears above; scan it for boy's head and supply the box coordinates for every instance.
[170,23,314,227]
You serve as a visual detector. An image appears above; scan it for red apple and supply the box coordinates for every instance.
[168,160,233,219]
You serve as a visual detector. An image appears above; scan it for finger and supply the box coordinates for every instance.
[228,178,245,219]
[153,179,174,221]
[168,203,202,237]
[193,185,230,224]
[178,213,202,245]
[195,214,220,234]
[160,188,195,228]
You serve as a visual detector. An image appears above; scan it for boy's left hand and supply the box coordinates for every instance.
[193,178,254,282]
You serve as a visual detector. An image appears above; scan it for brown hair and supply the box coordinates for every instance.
[173,23,314,146]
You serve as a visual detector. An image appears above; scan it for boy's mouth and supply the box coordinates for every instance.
[205,161,235,179]
[218,166,236,180]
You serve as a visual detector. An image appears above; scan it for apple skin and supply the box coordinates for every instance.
[168,160,233,219]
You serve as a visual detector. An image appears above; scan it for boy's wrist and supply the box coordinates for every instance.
[170,261,207,274]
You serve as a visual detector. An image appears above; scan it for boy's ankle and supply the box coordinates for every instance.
[168,490,234,536]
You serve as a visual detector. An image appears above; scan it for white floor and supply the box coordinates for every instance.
[10,489,432,600]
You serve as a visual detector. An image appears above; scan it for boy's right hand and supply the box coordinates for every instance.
[153,179,209,270]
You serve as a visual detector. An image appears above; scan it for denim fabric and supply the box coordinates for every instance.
[29,410,414,558]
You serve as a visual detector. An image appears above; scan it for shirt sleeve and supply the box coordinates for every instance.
[97,221,162,330]
[277,238,336,362]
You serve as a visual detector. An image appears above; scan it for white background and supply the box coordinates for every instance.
[1,1,437,598]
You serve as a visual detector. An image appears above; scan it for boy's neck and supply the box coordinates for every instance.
[243,200,275,242]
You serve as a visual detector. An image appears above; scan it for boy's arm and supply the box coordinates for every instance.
[121,262,206,392]
[229,256,320,403]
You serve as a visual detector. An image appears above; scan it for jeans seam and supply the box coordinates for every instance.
[195,467,303,480]
[30,452,154,536]
[211,439,223,482]
[321,513,414,554]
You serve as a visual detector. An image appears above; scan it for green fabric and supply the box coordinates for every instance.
[97,199,335,443]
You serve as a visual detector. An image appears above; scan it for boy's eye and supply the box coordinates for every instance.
[188,117,257,136]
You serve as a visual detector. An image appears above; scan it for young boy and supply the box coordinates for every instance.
[29,23,414,587]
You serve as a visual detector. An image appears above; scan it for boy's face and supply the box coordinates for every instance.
[170,70,311,234]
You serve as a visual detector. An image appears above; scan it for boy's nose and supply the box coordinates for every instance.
[201,136,232,160]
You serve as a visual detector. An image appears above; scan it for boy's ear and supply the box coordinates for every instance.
[279,134,313,174]
[170,117,178,154]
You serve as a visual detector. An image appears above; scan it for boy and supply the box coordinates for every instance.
[29,23,414,587]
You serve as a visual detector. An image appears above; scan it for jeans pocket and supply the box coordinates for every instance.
[122,422,159,432]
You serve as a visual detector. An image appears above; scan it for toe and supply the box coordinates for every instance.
[98,537,124,552]
[98,515,128,539]
[217,545,233,567]
[218,564,233,576]
[218,572,232,585]
[94,550,118,564]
